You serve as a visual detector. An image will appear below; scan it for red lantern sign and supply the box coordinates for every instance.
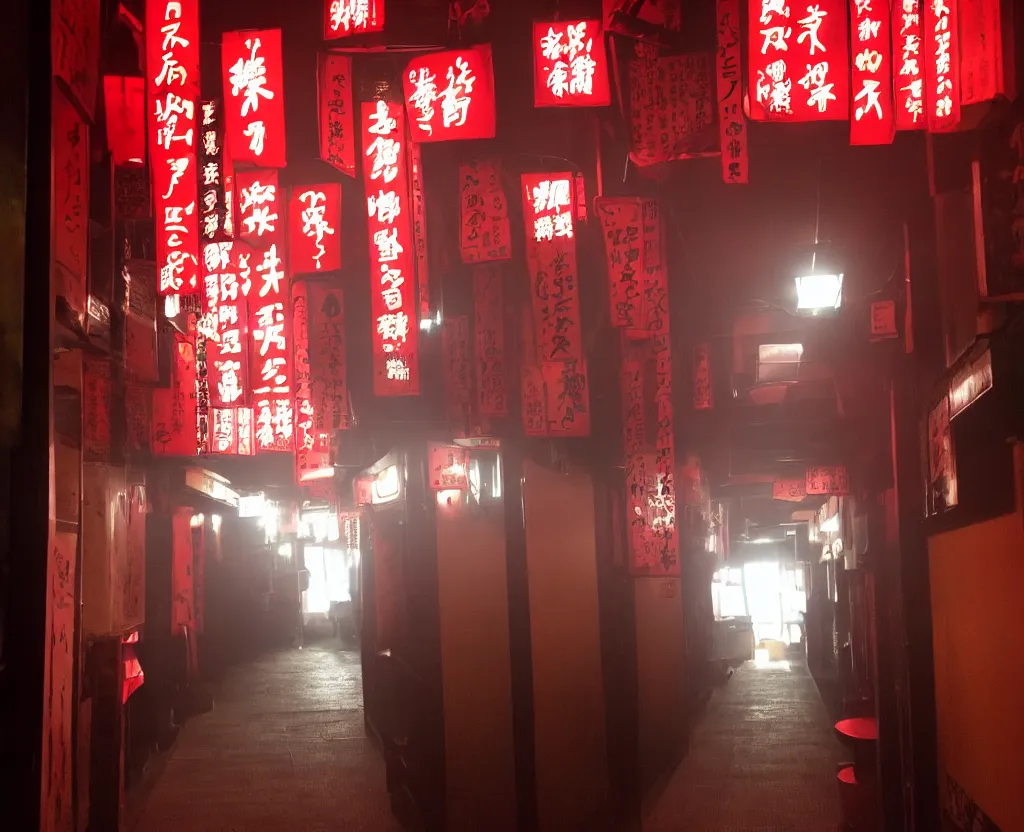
[361,100,420,396]
[221,29,287,167]
[850,0,895,145]
[235,169,281,250]
[146,0,201,296]
[521,172,583,363]
[403,45,497,143]
[893,0,925,129]
[748,0,850,122]
[289,184,341,275]
[324,0,384,39]
[532,20,611,107]
[923,0,960,132]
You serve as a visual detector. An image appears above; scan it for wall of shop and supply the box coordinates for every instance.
[928,509,1024,830]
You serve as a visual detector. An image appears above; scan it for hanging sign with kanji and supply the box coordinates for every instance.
[318,53,356,177]
[959,0,1004,106]
[806,464,850,495]
[324,0,384,39]
[222,29,287,168]
[715,0,749,184]
[543,360,591,437]
[621,351,645,457]
[408,137,431,319]
[404,45,497,143]
[748,0,850,122]
[83,359,112,462]
[850,0,895,145]
[473,266,507,418]
[922,0,960,132]
[203,240,252,409]
[308,282,350,430]
[893,0,925,130]
[442,316,473,428]
[773,478,807,501]
[54,0,101,119]
[361,100,420,395]
[289,184,341,275]
[630,51,718,165]
[198,99,228,243]
[521,364,548,437]
[292,279,332,483]
[521,172,583,363]
[236,169,281,250]
[641,199,670,339]
[428,442,470,490]
[596,197,645,330]
[146,0,200,296]
[153,335,198,456]
[693,341,713,410]
[125,385,152,455]
[460,159,511,264]
[532,20,611,107]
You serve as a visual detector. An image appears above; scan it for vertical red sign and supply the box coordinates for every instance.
[521,172,583,363]
[324,0,384,39]
[198,100,228,243]
[292,280,332,483]
[211,407,238,454]
[442,316,473,428]
[403,46,497,143]
[289,184,341,275]
[923,0,961,132]
[146,0,201,295]
[153,335,198,456]
[543,361,591,437]
[318,53,357,178]
[715,0,749,184]
[308,282,350,430]
[473,266,508,418]
[83,359,112,462]
[460,159,512,264]
[235,169,281,251]
[221,29,287,168]
[596,197,645,330]
[53,0,102,118]
[893,0,925,130]
[521,364,548,437]
[203,240,252,409]
[748,0,850,122]
[408,137,431,319]
[850,0,895,145]
[693,342,713,410]
[104,75,146,165]
[959,0,1004,105]
[361,100,420,396]
[53,85,90,323]
[532,20,612,107]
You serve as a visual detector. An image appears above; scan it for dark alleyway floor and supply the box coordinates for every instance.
[131,644,401,832]
[643,658,843,832]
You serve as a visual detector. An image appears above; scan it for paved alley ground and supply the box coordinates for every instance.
[131,644,401,832]
[643,659,843,832]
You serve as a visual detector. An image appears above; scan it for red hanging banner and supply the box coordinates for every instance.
[715,0,749,184]
[203,240,252,408]
[442,316,473,428]
[596,197,645,330]
[250,247,293,453]
[292,280,332,483]
[693,341,713,410]
[324,0,384,39]
[521,172,583,363]
[83,359,112,462]
[235,169,281,251]
[318,53,357,178]
[748,0,850,122]
[403,45,497,143]
[626,452,678,575]
[473,266,508,418]
[630,51,718,166]
[621,352,645,457]
[428,442,470,490]
[289,184,341,275]
[153,335,198,456]
[361,100,420,395]
[308,282,350,431]
[198,99,228,243]
[959,0,1004,105]
[146,0,201,296]
[543,360,591,437]
[773,478,807,501]
[893,0,926,130]
[211,407,238,454]
[125,385,152,455]
[532,20,612,108]
[222,29,287,168]
[641,199,670,338]
[408,134,431,319]
[53,0,101,119]
[850,0,896,145]
[806,464,850,495]
[521,364,548,437]
[103,76,146,165]
[922,0,961,132]
[460,159,512,264]
[53,84,90,324]
[171,507,195,635]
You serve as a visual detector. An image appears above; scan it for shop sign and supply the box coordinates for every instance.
[460,159,511,264]
[324,0,384,38]
[715,0,749,183]
[222,29,287,167]
[850,0,895,145]
[805,464,850,495]
[532,20,611,107]
[922,0,960,132]
[318,53,356,177]
[289,184,341,275]
[403,46,496,143]
[198,99,227,243]
[596,197,644,330]
[893,0,925,130]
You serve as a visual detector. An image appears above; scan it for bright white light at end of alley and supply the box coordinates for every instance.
[795,273,843,312]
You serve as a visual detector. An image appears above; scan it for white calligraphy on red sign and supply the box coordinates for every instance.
[146,0,201,296]
[289,184,341,274]
[893,0,925,129]
[533,20,612,107]
[849,0,895,144]
[923,0,961,132]
[222,29,287,167]
[403,46,497,143]
[324,0,383,38]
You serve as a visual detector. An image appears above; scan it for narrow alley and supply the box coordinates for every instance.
[644,659,842,831]
[130,646,399,832]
